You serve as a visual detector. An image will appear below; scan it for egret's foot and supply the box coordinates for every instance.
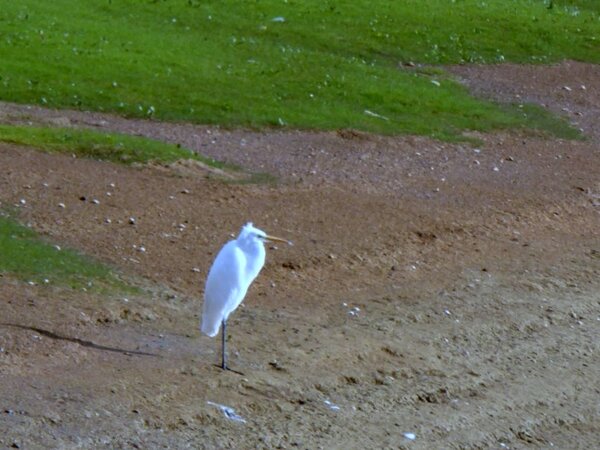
[214,363,244,375]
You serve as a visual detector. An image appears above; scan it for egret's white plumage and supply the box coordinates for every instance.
[200,222,291,370]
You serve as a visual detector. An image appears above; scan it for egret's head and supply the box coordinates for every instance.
[239,222,266,242]
[238,222,292,246]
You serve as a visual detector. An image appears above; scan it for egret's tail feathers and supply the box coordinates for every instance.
[200,316,220,337]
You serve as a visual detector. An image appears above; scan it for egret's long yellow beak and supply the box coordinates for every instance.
[264,234,293,246]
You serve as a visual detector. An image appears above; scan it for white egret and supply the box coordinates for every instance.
[201,222,291,371]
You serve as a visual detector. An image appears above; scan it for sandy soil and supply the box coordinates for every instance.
[1,61,599,449]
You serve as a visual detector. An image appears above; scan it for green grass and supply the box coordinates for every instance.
[552,0,600,12]
[0,212,126,290]
[0,124,231,167]
[0,1,597,139]
[513,103,583,140]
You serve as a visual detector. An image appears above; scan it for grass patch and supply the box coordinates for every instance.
[0,124,229,167]
[234,171,279,186]
[510,103,584,140]
[0,212,128,291]
[0,1,597,139]
[551,1,600,13]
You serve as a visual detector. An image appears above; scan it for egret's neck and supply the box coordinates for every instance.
[241,239,266,282]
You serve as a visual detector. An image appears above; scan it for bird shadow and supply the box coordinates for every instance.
[1,323,160,358]
[212,363,244,376]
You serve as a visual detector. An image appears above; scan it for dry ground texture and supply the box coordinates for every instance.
[1,61,599,449]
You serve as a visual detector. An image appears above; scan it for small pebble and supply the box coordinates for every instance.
[58,203,66,208]
[128,217,136,225]
[324,400,340,411]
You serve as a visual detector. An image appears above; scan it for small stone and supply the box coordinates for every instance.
[128,217,136,225]
[58,203,66,208]
[91,199,100,205]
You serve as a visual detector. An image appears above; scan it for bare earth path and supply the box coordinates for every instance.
[1,62,599,449]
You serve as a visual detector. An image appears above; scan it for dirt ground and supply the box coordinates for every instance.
[0,61,599,449]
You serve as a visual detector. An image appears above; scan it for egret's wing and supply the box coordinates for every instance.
[200,242,247,337]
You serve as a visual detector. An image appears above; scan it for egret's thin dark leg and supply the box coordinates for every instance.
[217,319,243,374]
[221,319,227,370]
